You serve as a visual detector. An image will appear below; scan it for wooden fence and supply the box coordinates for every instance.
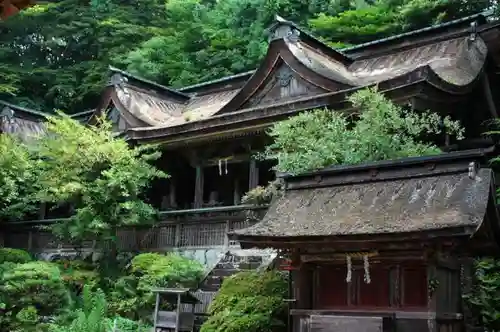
[1,205,268,251]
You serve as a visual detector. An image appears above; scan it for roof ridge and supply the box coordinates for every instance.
[108,66,190,99]
[0,100,48,119]
[110,11,491,95]
[182,11,491,90]
[342,11,488,52]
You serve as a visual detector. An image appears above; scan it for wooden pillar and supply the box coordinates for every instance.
[169,181,177,208]
[482,72,499,118]
[175,293,181,332]
[38,203,46,220]
[233,179,240,205]
[249,159,259,189]
[426,263,438,332]
[153,292,160,329]
[194,165,204,208]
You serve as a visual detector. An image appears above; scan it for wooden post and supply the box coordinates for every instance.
[169,181,177,208]
[175,293,181,332]
[249,159,259,189]
[224,221,230,248]
[175,223,182,247]
[153,292,160,330]
[233,179,240,205]
[427,264,438,332]
[482,72,499,118]
[38,203,46,220]
[194,165,204,208]
[27,230,33,251]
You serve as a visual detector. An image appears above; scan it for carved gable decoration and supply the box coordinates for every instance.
[241,64,327,109]
[106,106,128,132]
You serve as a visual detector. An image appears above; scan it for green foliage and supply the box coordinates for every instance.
[108,253,204,319]
[0,0,173,113]
[201,271,287,332]
[34,114,167,246]
[103,316,150,332]
[0,252,198,331]
[0,134,39,221]
[0,261,70,330]
[241,180,283,206]
[49,286,107,332]
[0,247,32,264]
[465,258,500,330]
[309,0,492,45]
[263,88,464,174]
[57,259,100,295]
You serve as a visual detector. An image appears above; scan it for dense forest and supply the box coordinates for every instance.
[0,0,494,114]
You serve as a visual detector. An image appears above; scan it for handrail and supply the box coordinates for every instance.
[3,204,269,227]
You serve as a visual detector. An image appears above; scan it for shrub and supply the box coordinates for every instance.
[0,261,70,330]
[104,316,151,332]
[465,258,500,330]
[1,261,69,315]
[56,259,100,295]
[201,271,287,332]
[0,248,32,264]
[263,88,464,174]
[108,253,204,320]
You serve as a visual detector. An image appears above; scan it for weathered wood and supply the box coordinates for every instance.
[482,72,499,118]
[249,158,259,189]
[194,165,204,208]
[2,205,268,251]
[155,311,195,331]
[309,315,383,332]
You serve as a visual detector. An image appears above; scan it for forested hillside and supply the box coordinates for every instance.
[0,0,493,114]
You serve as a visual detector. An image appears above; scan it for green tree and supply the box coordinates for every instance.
[309,0,492,46]
[34,114,167,248]
[263,88,464,174]
[0,134,39,221]
[0,0,171,113]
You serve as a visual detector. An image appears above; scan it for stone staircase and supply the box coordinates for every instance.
[200,250,269,291]
[187,248,277,330]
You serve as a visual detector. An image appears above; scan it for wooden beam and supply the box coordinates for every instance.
[482,72,499,118]
[203,154,250,167]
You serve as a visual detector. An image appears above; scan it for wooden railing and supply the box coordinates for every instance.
[1,205,268,251]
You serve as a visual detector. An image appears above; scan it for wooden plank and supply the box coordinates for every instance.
[309,315,382,332]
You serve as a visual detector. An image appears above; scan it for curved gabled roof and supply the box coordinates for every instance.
[0,100,46,141]
[90,14,493,143]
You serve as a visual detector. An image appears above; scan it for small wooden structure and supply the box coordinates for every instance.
[152,288,199,332]
[230,148,500,332]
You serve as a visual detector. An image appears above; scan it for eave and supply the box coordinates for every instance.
[89,13,495,146]
[123,66,479,146]
[229,148,500,251]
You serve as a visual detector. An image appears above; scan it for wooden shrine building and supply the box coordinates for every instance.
[2,11,500,256]
[78,12,500,219]
[2,10,500,332]
[229,148,500,332]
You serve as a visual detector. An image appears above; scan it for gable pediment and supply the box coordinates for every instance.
[241,63,329,109]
